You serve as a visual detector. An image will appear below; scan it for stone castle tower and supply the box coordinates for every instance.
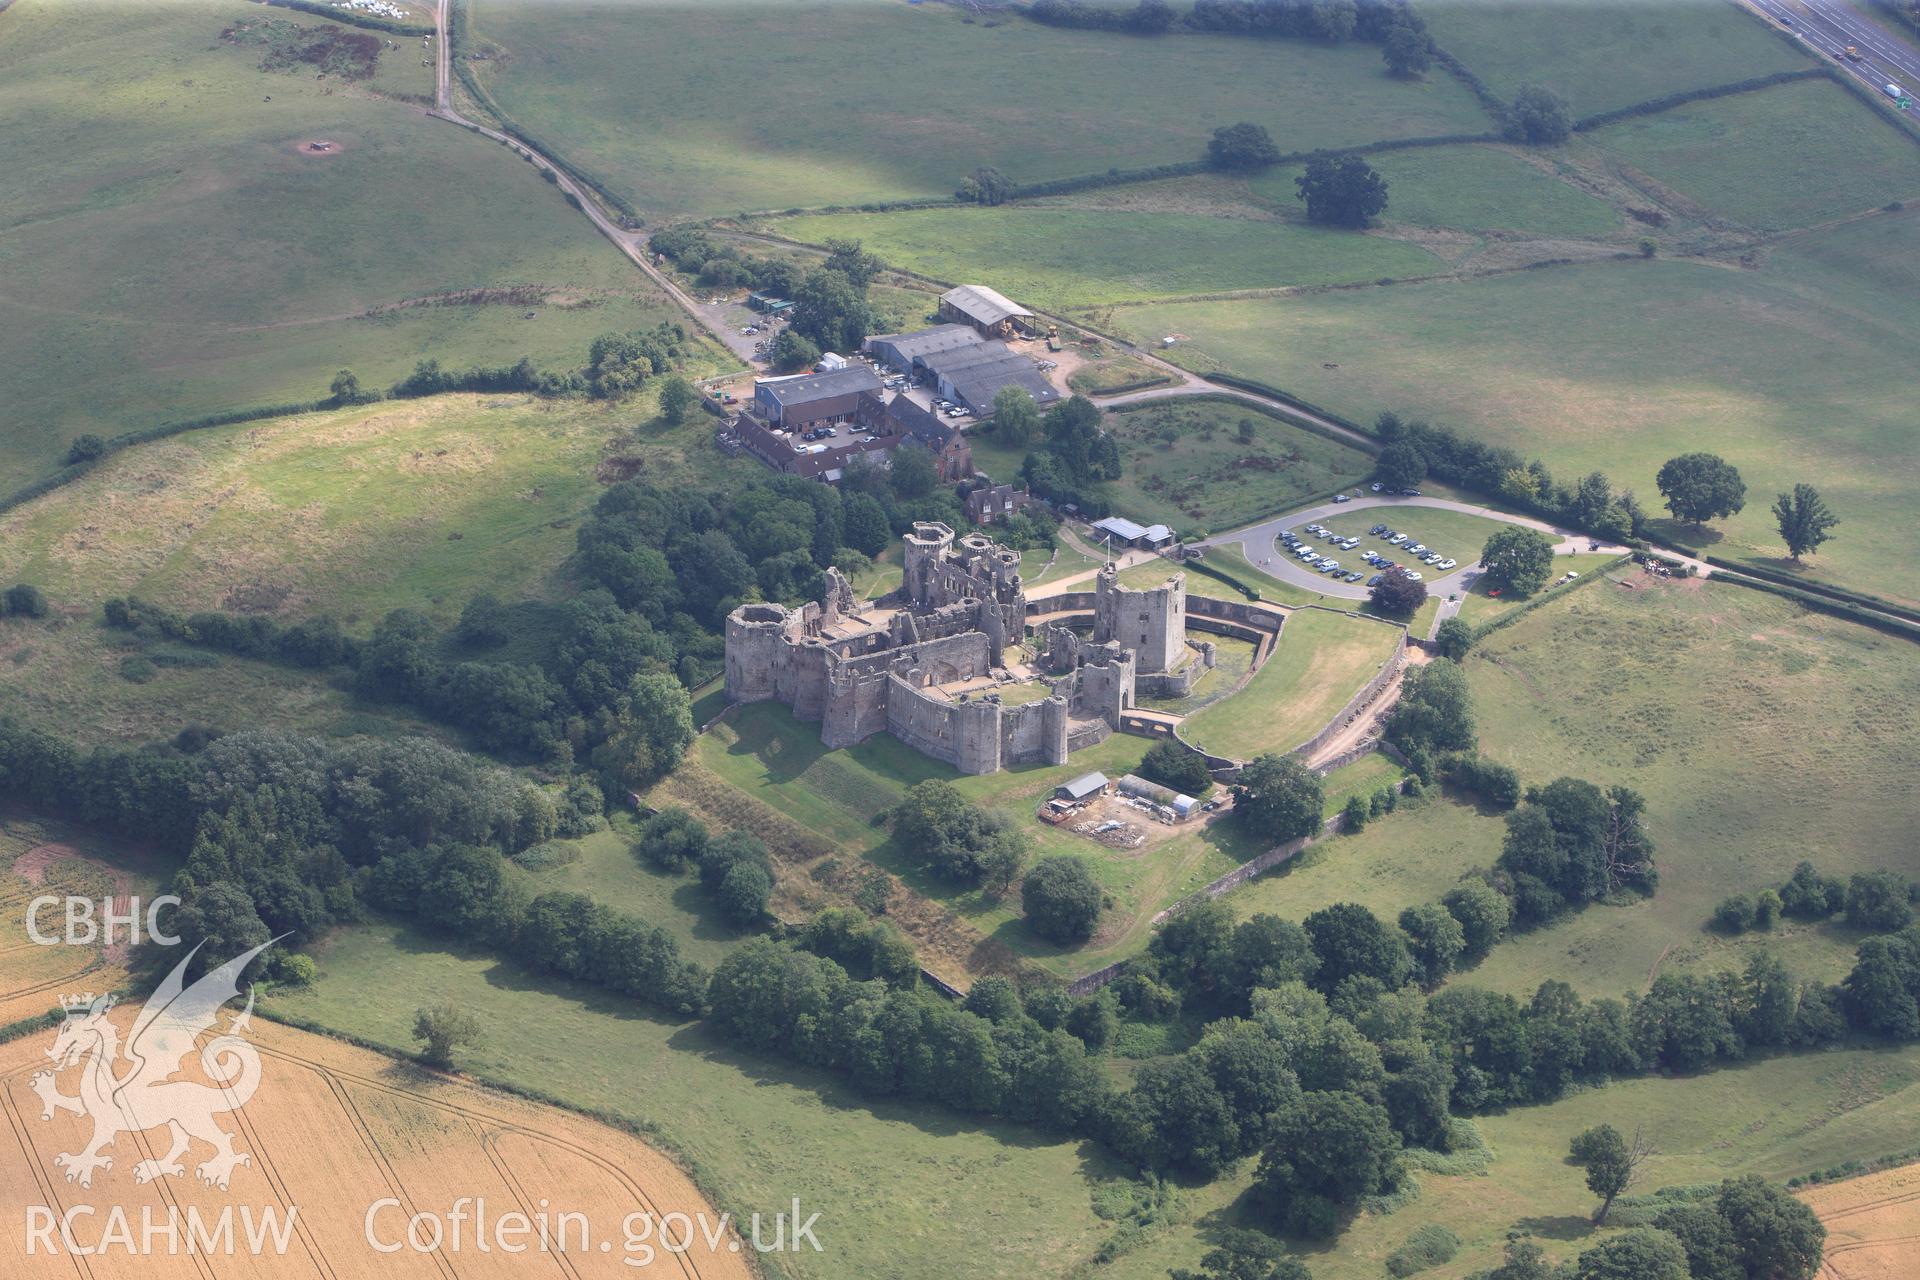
[1093,563,1185,674]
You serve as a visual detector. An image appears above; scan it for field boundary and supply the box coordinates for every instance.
[1470,553,1631,640]
[1704,570,1920,641]
[1701,555,1920,624]
[1570,66,1832,131]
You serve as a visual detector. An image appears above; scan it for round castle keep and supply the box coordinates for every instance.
[724,601,790,703]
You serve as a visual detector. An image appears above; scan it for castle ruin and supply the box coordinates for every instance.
[724,523,1199,774]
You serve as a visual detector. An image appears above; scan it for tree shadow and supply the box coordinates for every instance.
[1645,518,1724,552]
[1513,1214,1595,1242]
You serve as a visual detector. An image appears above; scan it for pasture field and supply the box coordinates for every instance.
[1102,399,1378,534]
[681,703,1265,978]
[0,1001,751,1279]
[1250,142,1623,237]
[0,0,717,489]
[272,920,1146,1280]
[1588,77,1920,231]
[464,0,1494,219]
[0,612,444,748]
[1464,575,1920,998]
[1802,1163,1920,1280]
[1180,608,1404,760]
[1109,211,1920,606]
[526,817,748,969]
[1421,0,1811,115]
[1227,790,1501,930]
[756,206,1448,310]
[1110,1043,1920,1280]
[0,392,726,627]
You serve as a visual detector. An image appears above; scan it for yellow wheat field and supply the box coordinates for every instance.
[1801,1163,1920,1280]
[0,842,752,1279]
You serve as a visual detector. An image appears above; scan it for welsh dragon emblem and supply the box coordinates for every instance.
[30,939,277,1191]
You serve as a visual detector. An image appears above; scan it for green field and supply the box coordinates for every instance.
[1103,399,1378,534]
[682,703,1268,978]
[0,0,717,489]
[1252,142,1623,237]
[1228,790,1502,929]
[0,392,731,626]
[1590,78,1920,230]
[464,0,1495,219]
[1422,0,1811,116]
[1110,210,1920,607]
[1464,577,1920,997]
[0,611,444,747]
[531,817,749,969]
[1181,607,1403,760]
[269,920,1143,1280]
[758,206,1448,309]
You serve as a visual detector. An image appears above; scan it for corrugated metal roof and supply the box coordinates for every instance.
[757,365,882,406]
[868,324,984,362]
[941,284,1033,328]
[950,365,1060,413]
[1057,772,1108,799]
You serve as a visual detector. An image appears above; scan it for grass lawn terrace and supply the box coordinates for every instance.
[1180,607,1403,760]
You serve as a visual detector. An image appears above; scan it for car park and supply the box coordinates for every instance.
[1406,571,1423,581]
[1321,561,1340,572]
[1438,559,1457,571]
[1407,543,1427,555]
[1370,524,1388,535]
[1366,574,1383,586]
[1344,571,1364,582]
[1389,534,1408,545]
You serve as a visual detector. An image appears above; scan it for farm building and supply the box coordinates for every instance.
[861,393,974,481]
[1091,516,1175,550]
[917,341,1061,416]
[865,323,985,375]
[1055,772,1108,802]
[940,284,1035,338]
[752,365,883,429]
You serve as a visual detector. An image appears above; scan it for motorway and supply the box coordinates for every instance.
[1745,0,1920,96]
